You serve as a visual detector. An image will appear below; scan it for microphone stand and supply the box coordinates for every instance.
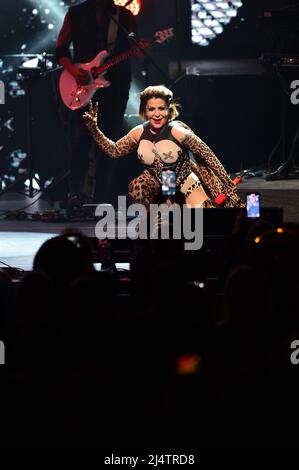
[168,0,187,90]
[106,6,171,85]
[265,64,299,180]
[174,0,183,76]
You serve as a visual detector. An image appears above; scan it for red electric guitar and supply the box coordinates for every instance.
[59,28,174,111]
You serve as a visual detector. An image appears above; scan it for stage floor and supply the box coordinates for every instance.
[0,176,298,271]
[0,229,130,272]
[0,192,129,271]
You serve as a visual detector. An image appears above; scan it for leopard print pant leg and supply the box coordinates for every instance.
[128,170,160,207]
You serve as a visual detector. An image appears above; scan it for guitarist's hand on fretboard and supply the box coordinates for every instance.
[71,65,91,86]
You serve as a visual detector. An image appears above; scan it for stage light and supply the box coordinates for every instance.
[176,354,202,376]
[22,58,39,68]
[113,0,141,16]
[25,174,40,190]
[191,0,243,46]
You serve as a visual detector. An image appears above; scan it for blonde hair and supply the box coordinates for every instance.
[139,85,180,121]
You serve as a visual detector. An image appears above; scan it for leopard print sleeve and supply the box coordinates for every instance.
[183,131,236,192]
[85,122,138,158]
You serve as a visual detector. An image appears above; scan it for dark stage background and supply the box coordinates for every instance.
[0,0,299,199]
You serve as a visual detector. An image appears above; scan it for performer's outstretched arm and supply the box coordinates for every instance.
[83,101,138,158]
[171,125,237,193]
[182,132,236,191]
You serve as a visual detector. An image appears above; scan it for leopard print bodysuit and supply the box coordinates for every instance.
[134,122,202,201]
[85,119,243,207]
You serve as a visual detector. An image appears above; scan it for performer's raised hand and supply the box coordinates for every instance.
[83,100,98,126]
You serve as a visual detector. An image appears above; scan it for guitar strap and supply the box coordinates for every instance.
[107,7,120,54]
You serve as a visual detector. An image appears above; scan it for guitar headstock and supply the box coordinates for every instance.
[131,28,174,57]
[154,28,174,44]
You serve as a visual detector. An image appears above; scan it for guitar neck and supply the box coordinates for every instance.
[96,42,151,75]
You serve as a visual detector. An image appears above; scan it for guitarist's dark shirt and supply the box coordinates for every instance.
[56,0,136,87]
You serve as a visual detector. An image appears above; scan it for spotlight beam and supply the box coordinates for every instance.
[27,0,66,24]
[25,0,67,54]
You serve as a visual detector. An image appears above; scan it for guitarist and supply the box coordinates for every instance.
[56,0,136,206]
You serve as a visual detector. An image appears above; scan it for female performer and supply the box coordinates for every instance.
[83,85,243,208]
